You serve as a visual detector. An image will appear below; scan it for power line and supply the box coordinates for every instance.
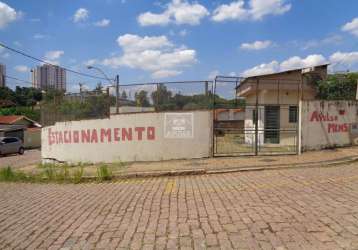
[0,42,111,81]
[5,75,32,85]
[4,74,94,88]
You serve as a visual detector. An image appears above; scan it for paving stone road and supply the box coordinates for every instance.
[0,164,358,250]
[0,149,41,169]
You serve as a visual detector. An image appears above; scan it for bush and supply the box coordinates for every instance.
[0,107,40,122]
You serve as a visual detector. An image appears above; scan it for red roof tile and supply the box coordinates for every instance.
[0,115,24,124]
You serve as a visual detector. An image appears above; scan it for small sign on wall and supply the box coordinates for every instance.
[164,113,194,139]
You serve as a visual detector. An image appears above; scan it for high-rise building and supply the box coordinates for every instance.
[32,64,66,91]
[0,64,6,87]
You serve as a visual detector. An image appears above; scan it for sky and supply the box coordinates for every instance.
[1,0,358,93]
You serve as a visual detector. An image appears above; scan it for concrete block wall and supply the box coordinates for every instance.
[301,100,358,150]
[42,110,213,163]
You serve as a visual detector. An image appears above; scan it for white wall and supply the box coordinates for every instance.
[42,110,213,163]
[302,100,358,150]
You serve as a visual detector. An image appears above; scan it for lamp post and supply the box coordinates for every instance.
[87,66,120,114]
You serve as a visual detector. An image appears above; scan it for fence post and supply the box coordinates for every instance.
[298,100,302,155]
[116,75,119,114]
[255,78,259,156]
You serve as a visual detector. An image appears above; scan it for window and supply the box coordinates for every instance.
[3,138,18,144]
[289,106,298,123]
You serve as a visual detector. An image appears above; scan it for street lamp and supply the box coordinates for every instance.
[87,66,120,114]
[87,65,115,85]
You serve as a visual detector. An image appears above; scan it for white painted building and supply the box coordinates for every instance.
[236,65,328,147]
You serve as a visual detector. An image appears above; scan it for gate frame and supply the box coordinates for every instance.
[212,75,302,157]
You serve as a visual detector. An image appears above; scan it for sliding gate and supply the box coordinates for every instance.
[213,76,299,157]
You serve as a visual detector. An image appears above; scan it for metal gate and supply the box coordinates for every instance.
[213,76,299,157]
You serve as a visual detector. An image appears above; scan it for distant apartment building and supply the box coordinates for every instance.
[32,64,66,91]
[0,64,5,87]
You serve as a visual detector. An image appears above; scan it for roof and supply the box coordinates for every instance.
[242,64,330,79]
[0,115,41,127]
[0,115,23,124]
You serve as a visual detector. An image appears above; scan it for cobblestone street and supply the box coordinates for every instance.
[1,164,358,250]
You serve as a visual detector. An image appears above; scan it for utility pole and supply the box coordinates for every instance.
[116,75,119,114]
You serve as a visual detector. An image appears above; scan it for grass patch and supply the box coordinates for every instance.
[1,162,117,184]
[96,164,112,181]
[0,166,34,182]
[0,166,16,181]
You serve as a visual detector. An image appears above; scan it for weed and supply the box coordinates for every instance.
[0,166,15,181]
[55,165,70,182]
[72,166,84,184]
[96,165,112,181]
[0,167,30,182]
[42,165,56,181]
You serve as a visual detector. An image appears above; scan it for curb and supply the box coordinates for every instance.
[100,155,358,181]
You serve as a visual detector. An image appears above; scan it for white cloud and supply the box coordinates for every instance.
[342,17,358,37]
[94,19,110,27]
[14,65,29,73]
[0,1,19,28]
[117,34,173,53]
[330,52,358,67]
[302,35,343,50]
[280,54,327,71]
[208,70,220,80]
[33,33,47,39]
[212,1,248,22]
[242,54,328,77]
[242,61,279,77]
[249,0,291,20]
[242,51,358,77]
[138,12,171,26]
[44,50,64,65]
[152,70,182,79]
[102,34,197,79]
[138,0,209,26]
[179,29,188,37]
[84,59,97,66]
[212,0,291,22]
[73,8,89,23]
[240,40,272,50]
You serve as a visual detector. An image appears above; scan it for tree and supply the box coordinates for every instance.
[94,82,103,93]
[0,86,16,103]
[135,90,150,107]
[121,90,127,99]
[151,84,172,110]
[315,73,358,100]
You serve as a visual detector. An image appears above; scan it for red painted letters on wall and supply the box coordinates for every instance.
[48,126,156,146]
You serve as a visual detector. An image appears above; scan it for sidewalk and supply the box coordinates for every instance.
[111,146,358,178]
[18,146,358,179]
